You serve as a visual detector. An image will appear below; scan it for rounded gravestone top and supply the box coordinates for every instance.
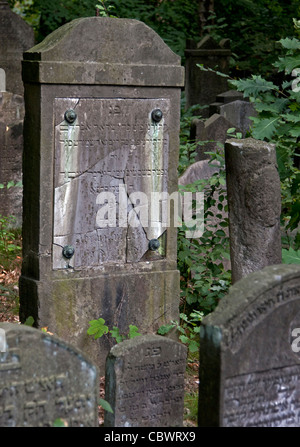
[24,17,180,66]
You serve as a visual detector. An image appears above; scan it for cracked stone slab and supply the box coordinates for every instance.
[53,97,169,269]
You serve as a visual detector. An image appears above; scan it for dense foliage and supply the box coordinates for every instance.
[9,0,300,75]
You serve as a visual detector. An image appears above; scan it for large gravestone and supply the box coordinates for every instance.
[104,334,187,427]
[0,2,34,95]
[19,17,184,373]
[199,264,300,427]
[0,77,25,227]
[185,36,231,117]
[0,322,98,427]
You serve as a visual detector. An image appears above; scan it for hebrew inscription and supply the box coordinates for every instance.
[105,335,187,427]
[53,98,170,269]
[0,323,98,427]
[223,365,300,427]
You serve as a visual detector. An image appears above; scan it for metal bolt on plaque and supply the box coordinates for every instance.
[151,109,163,123]
[149,239,160,251]
[64,109,77,124]
[62,245,75,259]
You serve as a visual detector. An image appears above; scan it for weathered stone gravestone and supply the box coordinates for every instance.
[19,17,184,373]
[0,2,33,226]
[209,89,244,114]
[225,138,282,284]
[199,264,300,427]
[209,90,257,137]
[219,100,256,137]
[185,36,231,117]
[104,334,187,427]
[0,2,34,95]
[0,322,98,427]
[0,76,25,227]
[190,113,234,160]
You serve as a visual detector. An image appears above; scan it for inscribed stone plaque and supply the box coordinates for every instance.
[104,335,187,427]
[198,264,300,427]
[0,323,98,427]
[53,98,169,269]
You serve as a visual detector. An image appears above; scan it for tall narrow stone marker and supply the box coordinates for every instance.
[19,17,184,373]
[225,138,282,283]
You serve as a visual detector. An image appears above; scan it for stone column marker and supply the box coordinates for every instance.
[225,138,282,283]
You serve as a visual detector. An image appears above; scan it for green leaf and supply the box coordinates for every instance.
[99,398,114,413]
[279,37,300,50]
[7,181,15,189]
[274,55,300,74]
[196,64,230,79]
[251,116,280,140]
[179,335,189,344]
[110,326,124,343]
[157,323,176,335]
[87,318,109,339]
[128,325,142,339]
[282,247,300,264]
[254,98,289,114]
[287,201,300,230]
[24,316,34,326]
[188,340,199,353]
[53,418,67,427]
[230,75,277,98]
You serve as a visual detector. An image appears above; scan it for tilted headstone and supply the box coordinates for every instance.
[199,264,300,427]
[185,35,231,117]
[19,17,184,373]
[0,323,98,427]
[190,113,234,160]
[104,334,187,427]
[225,138,282,284]
[178,159,220,186]
[209,90,257,137]
[0,1,34,95]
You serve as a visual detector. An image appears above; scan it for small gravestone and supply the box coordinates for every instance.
[20,17,184,374]
[199,264,300,427]
[190,113,234,160]
[104,335,187,427]
[0,2,34,95]
[219,100,256,137]
[0,322,98,427]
